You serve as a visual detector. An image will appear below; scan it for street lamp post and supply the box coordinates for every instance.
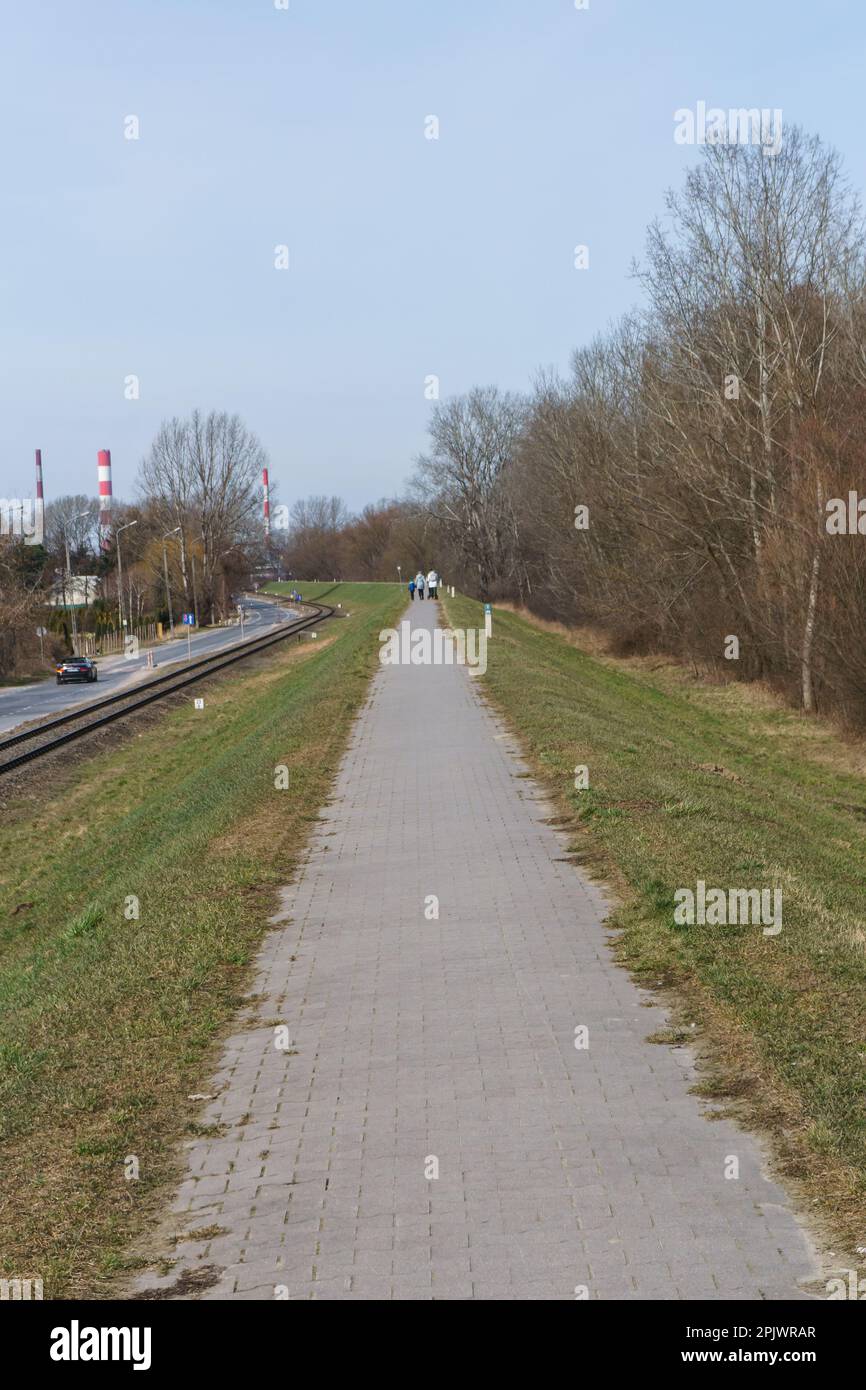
[64,533,79,654]
[217,544,244,622]
[162,527,181,637]
[191,552,200,628]
[115,520,139,642]
[63,510,92,655]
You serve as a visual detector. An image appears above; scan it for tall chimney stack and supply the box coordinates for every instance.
[34,449,45,539]
[98,449,113,550]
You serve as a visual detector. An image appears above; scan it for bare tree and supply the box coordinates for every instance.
[44,496,97,558]
[139,410,265,620]
[416,387,526,598]
[442,125,866,727]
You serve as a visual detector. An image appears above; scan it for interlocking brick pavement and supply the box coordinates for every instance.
[136,600,819,1300]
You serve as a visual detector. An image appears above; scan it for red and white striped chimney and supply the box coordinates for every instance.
[262,467,271,540]
[98,449,113,550]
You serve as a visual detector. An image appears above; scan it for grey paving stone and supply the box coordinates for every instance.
[135,600,821,1301]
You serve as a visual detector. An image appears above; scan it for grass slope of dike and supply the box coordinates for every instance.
[0,582,403,1298]
[443,592,866,1254]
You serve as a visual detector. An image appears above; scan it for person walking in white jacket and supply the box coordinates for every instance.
[426,569,439,599]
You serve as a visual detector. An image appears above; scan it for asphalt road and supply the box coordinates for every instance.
[0,596,299,736]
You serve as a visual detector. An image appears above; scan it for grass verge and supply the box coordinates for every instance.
[443,593,866,1254]
[0,582,402,1297]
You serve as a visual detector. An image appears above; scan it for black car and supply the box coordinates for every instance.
[56,657,98,685]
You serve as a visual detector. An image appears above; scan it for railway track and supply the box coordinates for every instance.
[0,601,333,777]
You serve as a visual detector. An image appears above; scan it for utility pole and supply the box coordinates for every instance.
[191,552,200,628]
[178,527,189,615]
[64,532,79,655]
[62,512,90,654]
[163,526,181,637]
[116,542,123,632]
[162,542,173,636]
[115,520,139,641]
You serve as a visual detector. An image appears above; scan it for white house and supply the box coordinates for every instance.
[49,575,101,608]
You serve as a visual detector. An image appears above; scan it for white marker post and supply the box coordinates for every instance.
[484,602,492,638]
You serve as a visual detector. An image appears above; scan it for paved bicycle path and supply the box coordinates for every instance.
[137,600,819,1300]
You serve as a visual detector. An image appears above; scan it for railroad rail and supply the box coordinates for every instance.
[0,602,333,777]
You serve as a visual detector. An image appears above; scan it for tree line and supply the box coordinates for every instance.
[415,126,866,728]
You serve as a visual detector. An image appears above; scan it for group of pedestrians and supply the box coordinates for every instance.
[409,569,439,601]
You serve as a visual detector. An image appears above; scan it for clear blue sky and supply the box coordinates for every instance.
[1,0,863,512]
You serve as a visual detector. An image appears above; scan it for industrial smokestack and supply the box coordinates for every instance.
[98,449,113,550]
[34,449,45,540]
[262,467,271,540]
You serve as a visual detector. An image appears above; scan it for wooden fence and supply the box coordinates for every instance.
[78,622,158,657]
